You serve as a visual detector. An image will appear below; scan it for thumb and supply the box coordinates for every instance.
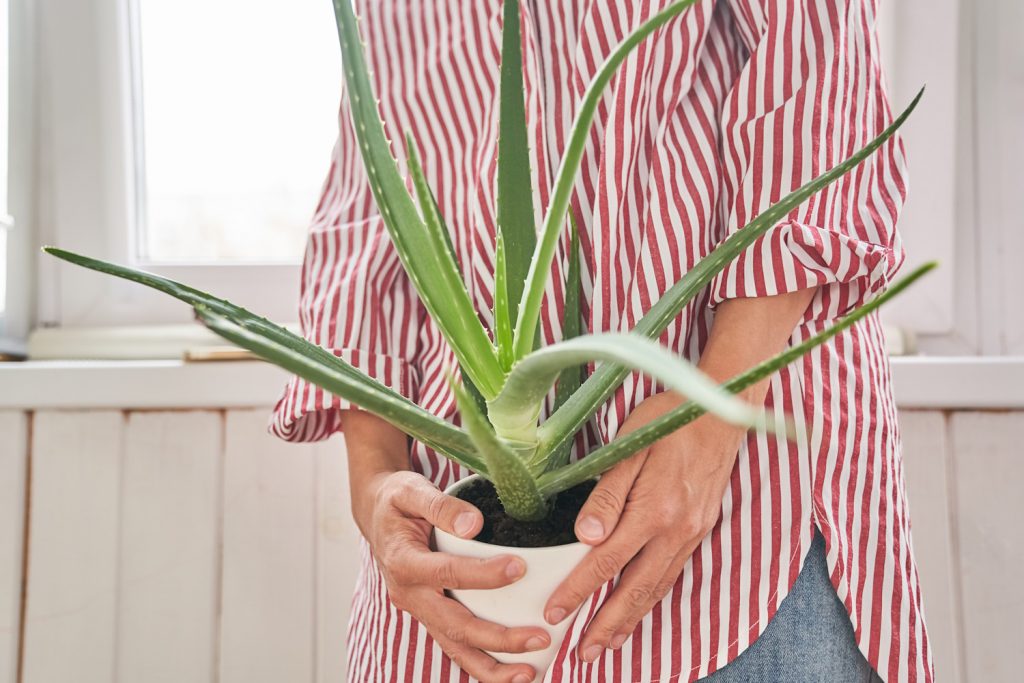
[393,475,483,539]
[574,454,645,545]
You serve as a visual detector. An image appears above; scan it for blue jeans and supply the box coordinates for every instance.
[701,532,883,683]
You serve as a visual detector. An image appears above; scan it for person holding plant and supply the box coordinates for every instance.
[270,1,931,681]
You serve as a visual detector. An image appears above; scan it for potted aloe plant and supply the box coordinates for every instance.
[46,0,929,676]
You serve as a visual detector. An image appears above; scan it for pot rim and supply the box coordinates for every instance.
[435,474,589,558]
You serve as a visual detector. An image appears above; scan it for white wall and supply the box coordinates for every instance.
[1,406,1021,683]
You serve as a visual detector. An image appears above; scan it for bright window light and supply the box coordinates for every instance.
[135,0,340,264]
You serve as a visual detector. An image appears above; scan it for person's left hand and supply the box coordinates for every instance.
[543,391,749,663]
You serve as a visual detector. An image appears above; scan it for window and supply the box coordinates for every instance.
[35,0,340,327]
[133,0,339,264]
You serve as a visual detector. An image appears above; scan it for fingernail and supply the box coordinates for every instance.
[610,633,627,649]
[505,558,526,580]
[546,607,566,624]
[453,512,476,538]
[577,516,604,542]
[582,644,603,662]
[512,674,533,683]
[525,635,549,651]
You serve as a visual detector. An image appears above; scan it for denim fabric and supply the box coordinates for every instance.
[701,532,883,683]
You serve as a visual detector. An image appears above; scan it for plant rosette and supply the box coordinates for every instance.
[434,475,592,680]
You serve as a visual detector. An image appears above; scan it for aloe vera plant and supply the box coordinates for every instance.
[45,0,930,523]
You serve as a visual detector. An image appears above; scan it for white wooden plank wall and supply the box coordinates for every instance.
[0,413,27,683]
[0,408,1021,682]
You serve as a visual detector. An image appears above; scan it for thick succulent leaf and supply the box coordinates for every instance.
[493,231,515,370]
[196,307,486,473]
[513,0,698,359]
[43,247,475,459]
[451,378,548,521]
[536,262,937,496]
[332,2,503,398]
[537,87,925,457]
[496,0,537,338]
[406,137,491,414]
[548,214,585,469]
[488,333,766,446]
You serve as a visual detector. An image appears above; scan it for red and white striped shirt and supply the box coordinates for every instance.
[272,1,932,680]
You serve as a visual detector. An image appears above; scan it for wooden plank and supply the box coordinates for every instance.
[898,410,963,681]
[0,412,27,683]
[315,437,361,682]
[116,411,222,682]
[950,412,1024,680]
[21,411,123,683]
[219,409,316,683]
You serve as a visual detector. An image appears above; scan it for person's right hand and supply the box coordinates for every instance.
[361,470,550,683]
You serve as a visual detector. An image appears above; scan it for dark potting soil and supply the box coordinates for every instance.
[454,478,597,548]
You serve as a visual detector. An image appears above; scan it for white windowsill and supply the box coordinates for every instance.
[1,357,1022,411]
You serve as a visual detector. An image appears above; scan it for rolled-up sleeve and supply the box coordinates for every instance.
[711,0,907,323]
[271,86,425,442]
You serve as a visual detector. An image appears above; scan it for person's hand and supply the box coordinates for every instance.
[543,392,748,663]
[360,470,550,683]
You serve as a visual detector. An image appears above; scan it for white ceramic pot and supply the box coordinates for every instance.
[433,475,591,682]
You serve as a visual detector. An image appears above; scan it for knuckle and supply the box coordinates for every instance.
[590,617,619,639]
[587,487,624,516]
[443,625,468,645]
[679,515,707,540]
[591,551,625,582]
[433,560,460,589]
[653,500,685,525]
[426,492,452,524]
[626,582,655,606]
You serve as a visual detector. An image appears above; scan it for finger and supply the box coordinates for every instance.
[389,472,483,538]
[434,594,552,654]
[545,517,647,624]
[574,453,646,544]
[391,544,526,590]
[578,544,683,660]
[433,632,537,683]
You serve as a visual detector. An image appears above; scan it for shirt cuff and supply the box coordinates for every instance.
[269,349,420,442]
[709,221,904,323]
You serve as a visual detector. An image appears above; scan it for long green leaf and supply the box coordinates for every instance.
[196,307,486,474]
[406,136,491,415]
[537,87,925,458]
[488,333,767,447]
[452,378,548,521]
[548,214,585,469]
[536,262,937,496]
[493,230,515,370]
[512,0,699,359]
[332,0,503,398]
[496,0,537,344]
[43,247,476,458]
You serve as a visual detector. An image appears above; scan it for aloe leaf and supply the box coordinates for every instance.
[513,0,699,360]
[405,137,490,416]
[536,262,937,496]
[451,378,548,521]
[493,230,515,370]
[537,87,925,458]
[43,246,476,458]
[332,1,503,398]
[548,213,585,469]
[496,0,537,339]
[488,333,767,448]
[191,307,485,473]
